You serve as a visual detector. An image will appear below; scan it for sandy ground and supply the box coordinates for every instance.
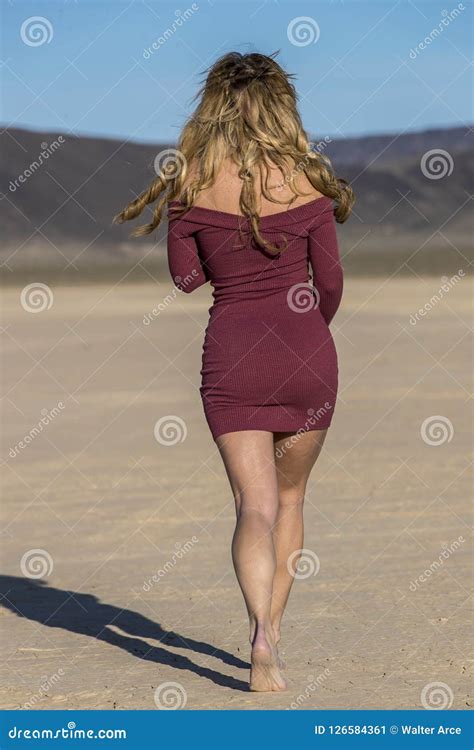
[0,276,472,711]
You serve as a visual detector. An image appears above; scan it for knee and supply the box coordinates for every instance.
[237,500,278,528]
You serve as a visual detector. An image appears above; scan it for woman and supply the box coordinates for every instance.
[116,52,354,692]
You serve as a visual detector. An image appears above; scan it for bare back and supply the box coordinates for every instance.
[188,159,323,217]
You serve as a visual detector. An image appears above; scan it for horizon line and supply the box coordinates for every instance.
[2,121,472,148]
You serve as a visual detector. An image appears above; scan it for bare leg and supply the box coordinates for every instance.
[271,429,327,645]
[216,430,286,692]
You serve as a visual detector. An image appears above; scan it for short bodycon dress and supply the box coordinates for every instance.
[167,196,343,440]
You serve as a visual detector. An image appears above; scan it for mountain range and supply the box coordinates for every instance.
[1,125,472,279]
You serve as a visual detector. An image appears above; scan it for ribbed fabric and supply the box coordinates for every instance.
[167,197,343,440]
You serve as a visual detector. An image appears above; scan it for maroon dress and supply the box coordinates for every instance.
[167,197,343,440]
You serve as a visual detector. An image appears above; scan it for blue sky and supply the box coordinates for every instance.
[2,0,472,144]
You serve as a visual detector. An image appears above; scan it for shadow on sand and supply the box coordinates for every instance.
[0,576,249,692]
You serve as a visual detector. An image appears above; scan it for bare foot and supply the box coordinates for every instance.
[249,627,287,692]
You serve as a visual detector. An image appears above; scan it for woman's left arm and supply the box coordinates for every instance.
[308,214,343,325]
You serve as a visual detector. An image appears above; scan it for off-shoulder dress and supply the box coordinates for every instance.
[167,197,343,440]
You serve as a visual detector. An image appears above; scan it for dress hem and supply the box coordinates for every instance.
[204,410,334,441]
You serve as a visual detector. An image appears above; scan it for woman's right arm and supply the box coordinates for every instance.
[167,216,209,294]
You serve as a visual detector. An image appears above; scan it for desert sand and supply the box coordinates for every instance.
[0,276,471,710]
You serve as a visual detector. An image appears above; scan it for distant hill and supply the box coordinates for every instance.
[320,126,472,165]
[0,125,472,279]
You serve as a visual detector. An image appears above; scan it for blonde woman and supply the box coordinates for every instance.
[116,52,354,692]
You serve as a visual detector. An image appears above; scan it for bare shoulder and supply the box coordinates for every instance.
[259,168,324,213]
[178,159,324,213]
[191,160,243,212]
[178,160,237,210]
[288,172,324,202]
[180,159,200,194]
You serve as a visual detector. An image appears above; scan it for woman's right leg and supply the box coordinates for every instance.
[216,429,286,692]
[271,429,327,645]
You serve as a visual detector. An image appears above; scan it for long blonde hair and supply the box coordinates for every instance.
[115,51,354,253]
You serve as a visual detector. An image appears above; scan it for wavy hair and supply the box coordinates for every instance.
[115,51,355,253]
